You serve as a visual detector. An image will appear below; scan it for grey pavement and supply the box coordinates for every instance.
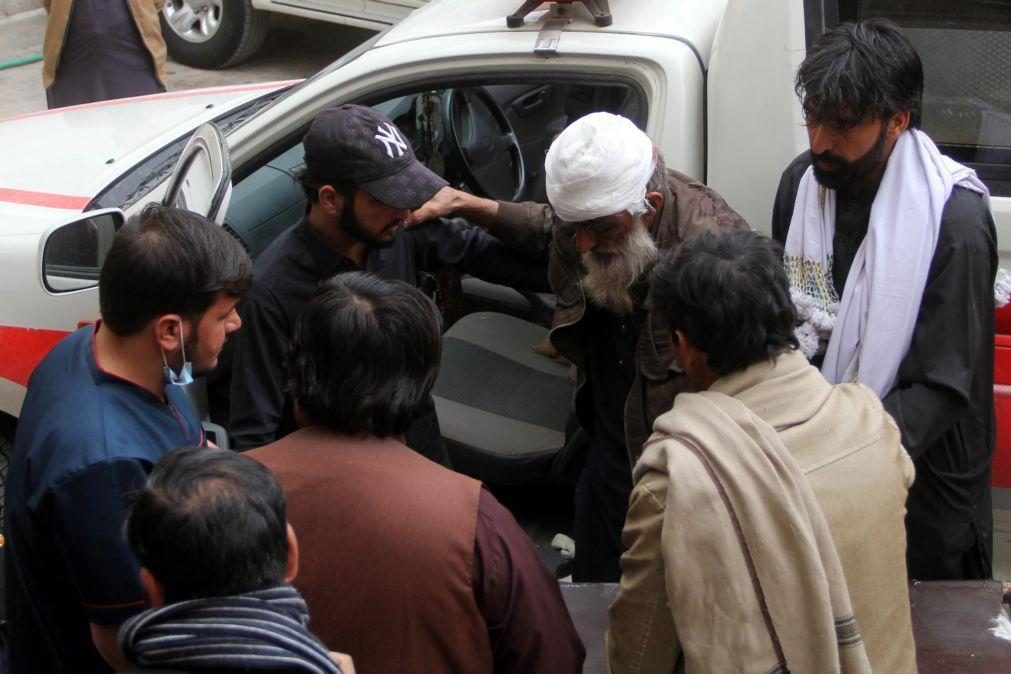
[0,0,41,20]
[0,8,372,119]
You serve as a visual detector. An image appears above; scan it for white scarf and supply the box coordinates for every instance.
[785,129,994,396]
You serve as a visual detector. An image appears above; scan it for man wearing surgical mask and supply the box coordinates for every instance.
[410,112,748,581]
[5,204,252,673]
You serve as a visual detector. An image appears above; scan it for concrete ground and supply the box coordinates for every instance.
[0,7,372,119]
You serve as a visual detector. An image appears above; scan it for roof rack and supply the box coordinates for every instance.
[507,0,613,29]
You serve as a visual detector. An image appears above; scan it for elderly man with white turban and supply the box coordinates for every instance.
[412,113,747,580]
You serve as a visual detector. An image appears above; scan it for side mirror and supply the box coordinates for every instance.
[162,122,232,224]
[41,209,124,293]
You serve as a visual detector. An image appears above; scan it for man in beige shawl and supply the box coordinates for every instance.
[606,231,916,674]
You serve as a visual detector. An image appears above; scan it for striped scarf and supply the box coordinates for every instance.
[119,584,343,673]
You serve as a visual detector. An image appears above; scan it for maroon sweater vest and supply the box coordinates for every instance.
[250,427,493,673]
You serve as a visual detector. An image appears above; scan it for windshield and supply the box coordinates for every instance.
[88,86,293,211]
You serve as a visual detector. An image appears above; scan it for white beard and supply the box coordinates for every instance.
[581,219,658,315]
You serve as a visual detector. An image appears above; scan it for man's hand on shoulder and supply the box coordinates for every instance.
[407,186,499,228]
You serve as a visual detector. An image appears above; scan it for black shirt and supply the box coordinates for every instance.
[773,151,998,580]
[585,303,639,456]
[227,218,549,453]
[573,302,640,581]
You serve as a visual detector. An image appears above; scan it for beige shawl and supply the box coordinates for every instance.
[638,390,872,674]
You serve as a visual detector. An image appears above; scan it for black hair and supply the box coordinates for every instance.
[99,204,252,336]
[796,18,923,130]
[125,446,289,603]
[287,272,442,437]
[295,167,355,207]
[649,231,798,377]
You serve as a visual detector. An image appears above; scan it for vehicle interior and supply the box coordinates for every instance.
[216,78,646,498]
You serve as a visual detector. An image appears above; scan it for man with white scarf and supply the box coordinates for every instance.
[411,113,747,581]
[772,19,999,580]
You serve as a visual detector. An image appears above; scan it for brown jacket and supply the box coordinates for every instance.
[490,169,748,465]
[250,428,495,674]
[607,350,916,674]
[42,0,167,89]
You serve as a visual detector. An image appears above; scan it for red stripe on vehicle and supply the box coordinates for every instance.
[0,326,71,388]
[995,304,1011,337]
[0,80,302,124]
[993,385,1011,489]
[0,188,90,210]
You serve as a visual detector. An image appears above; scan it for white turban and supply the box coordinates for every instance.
[545,112,656,222]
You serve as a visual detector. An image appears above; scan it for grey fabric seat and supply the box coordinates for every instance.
[433,312,574,484]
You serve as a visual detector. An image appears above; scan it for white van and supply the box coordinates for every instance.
[1,0,1009,554]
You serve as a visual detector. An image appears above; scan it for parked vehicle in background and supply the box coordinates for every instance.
[159,0,427,68]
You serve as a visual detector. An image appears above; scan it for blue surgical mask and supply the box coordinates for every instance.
[162,319,195,386]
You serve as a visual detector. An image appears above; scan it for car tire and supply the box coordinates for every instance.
[160,0,269,69]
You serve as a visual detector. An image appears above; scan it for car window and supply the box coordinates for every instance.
[88,86,294,212]
[832,0,1011,195]
[224,77,646,259]
[366,80,645,205]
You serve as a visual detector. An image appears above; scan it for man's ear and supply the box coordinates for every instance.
[153,314,184,353]
[284,523,300,583]
[140,567,167,608]
[888,111,911,140]
[673,329,710,373]
[671,329,692,370]
[674,329,719,390]
[317,185,344,217]
[643,191,664,228]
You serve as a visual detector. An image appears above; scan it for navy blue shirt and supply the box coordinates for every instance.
[5,325,204,673]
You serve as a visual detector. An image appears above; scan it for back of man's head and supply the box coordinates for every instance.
[650,231,798,377]
[796,18,923,129]
[287,271,442,438]
[99,204,253,336]
[126,446,289,603]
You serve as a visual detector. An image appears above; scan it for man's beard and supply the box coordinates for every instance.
[581,218,658,315]
[811,123,889,193]
[185,332,215,378]
[340,197,398,249]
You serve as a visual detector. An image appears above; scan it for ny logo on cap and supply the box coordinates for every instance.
[375,123,408,159]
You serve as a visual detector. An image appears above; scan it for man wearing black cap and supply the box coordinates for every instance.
[226,104,548,459]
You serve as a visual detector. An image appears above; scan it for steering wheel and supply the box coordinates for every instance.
[442,87,526,202]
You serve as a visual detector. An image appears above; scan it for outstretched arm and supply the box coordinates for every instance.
[410,186,556,260]
[408,186,501,228]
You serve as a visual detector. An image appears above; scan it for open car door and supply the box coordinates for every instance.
[160,122,233,446]
[162,122,232,224]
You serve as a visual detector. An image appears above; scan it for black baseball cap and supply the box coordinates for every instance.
[303,104,448,210]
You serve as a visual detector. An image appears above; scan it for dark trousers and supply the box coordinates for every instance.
[47,0,163,109]
[572,434,633,582]
[905,468,993,580]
